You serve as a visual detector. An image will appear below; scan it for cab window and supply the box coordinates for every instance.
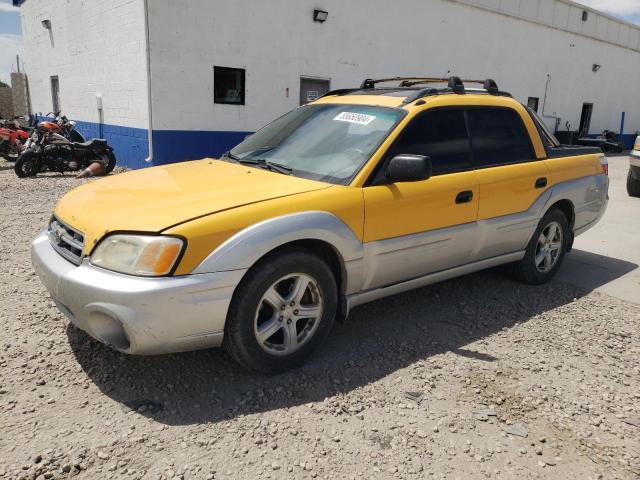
[467,108,534,168]
[388,109,471,176]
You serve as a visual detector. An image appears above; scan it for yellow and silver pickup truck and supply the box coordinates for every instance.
[32,77,609,372]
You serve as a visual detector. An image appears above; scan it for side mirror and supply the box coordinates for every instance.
[385,155,432,183]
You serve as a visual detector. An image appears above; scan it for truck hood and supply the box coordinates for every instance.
[54,159,331,252]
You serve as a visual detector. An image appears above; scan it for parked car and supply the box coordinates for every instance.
[31,77,609,373]
[628,135,640,197]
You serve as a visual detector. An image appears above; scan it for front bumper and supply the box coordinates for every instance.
[31,231,246,355]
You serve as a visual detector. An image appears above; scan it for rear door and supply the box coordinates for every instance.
[468,107,550,259]
[362,108,479,290]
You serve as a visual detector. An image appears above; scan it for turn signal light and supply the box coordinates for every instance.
[598,155,608,175]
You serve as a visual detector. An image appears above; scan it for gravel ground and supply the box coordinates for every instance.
[0,159,639,480]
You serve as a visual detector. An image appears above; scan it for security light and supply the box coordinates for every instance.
[41,19,51,29]
[313,9,328,23]
[592,64,601,72]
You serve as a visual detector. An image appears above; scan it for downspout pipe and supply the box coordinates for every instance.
[542,74,561,133]
[143,0,153,164]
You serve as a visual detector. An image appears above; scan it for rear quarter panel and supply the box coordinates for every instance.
[543,154,607,232]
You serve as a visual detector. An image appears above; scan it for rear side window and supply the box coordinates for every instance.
[390,109,470,175]
[467,108,533,168]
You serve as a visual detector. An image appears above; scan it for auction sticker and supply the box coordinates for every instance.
[334,112,376,125]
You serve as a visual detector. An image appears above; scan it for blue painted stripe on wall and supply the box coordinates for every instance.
[73,120,150,170]
[152,130,253,165]
[68,119,252,168]
[66,120,640,169]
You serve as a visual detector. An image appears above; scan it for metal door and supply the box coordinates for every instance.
[300,78,330,105]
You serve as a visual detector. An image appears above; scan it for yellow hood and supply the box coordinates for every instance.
[54,159,331,253]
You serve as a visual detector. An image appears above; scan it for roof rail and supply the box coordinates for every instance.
[322,76,511,103]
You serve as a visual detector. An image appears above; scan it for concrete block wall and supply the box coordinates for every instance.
[20,0,149,168]
[0,88,13,119]
[10,72,30,118]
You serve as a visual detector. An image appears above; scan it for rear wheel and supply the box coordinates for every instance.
[104,152,116,174]
[14,150,40,178]
[224,249,338,373]
[6,144,20,161]
[627,169,640,197]
[509,208,569,285]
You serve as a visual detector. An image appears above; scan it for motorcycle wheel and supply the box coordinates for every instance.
[14,150,40,178]
[104,152,117,174]
[6,144,20,162]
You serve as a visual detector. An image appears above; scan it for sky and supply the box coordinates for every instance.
[1,0,640,85]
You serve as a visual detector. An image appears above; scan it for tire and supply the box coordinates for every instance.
[627,169,640,197]
[104,151,116,174]
[509,208,569,285]
[14,150,40,178]
[223,248,338,373]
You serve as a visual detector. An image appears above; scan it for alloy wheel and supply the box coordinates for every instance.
[254,273,323,356]
[535,221,563,273]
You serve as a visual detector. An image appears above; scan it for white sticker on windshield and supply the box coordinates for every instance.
[333,112,376,126]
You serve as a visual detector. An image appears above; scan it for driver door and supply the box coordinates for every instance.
[362,108,479,290]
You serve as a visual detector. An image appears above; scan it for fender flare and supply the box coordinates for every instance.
[191,211,365,294]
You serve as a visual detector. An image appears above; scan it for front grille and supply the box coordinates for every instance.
[48,217,85,265]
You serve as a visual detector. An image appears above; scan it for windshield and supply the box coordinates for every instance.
[229,104,405,184]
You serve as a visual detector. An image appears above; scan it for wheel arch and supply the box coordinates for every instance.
[540,198,576,251]
[191,211,365,303]
[547,199,575,230]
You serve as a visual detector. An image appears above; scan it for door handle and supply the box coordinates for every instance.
[535,177,548,189]
[455,190,473,204]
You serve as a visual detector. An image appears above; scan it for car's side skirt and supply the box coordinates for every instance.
[344,251,525,314]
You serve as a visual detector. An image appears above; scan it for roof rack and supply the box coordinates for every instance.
[320,76,511,103]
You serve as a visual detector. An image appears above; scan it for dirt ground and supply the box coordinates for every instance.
[0,159,639,480]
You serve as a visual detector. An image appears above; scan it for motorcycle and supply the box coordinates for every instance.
[15,114,116,178]
[0,116,30,161]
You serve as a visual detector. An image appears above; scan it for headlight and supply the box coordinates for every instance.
[90,235,184,276]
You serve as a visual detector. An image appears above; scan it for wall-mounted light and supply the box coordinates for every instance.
[313,9,328,23]
[41,19,51,29]
[582,10,588,22]
[592,64,601,72]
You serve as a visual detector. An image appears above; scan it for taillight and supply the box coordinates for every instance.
[598,155,608,175]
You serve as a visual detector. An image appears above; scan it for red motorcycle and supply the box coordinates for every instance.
[0,117,30,161]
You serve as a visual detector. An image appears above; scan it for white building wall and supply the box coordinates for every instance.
[148,0,640,138]
[17,0,640,167]
[20,0,150,167]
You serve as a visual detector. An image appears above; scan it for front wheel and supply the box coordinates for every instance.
[14,150,41,178]
[224,249,338,373]
[508,208,569,285]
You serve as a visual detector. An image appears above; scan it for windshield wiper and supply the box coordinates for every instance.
[236,158,293,175]
[222,151,241,162]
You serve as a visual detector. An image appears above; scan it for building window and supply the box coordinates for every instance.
[214,66,245,105]
[527,97,539,113]
[50,76,60,114]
